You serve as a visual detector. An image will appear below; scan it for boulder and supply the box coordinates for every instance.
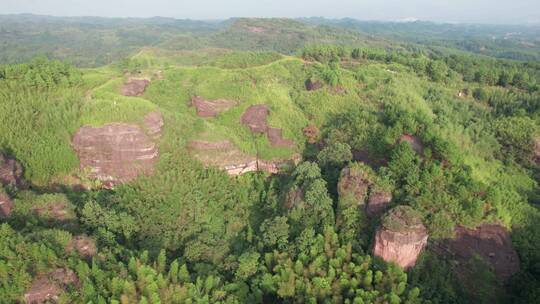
[0,153,24,188]
[366,190,392,218]
[24,268,77,304]
[399,134,424,155]
[241,104,269,133]
[65,235,96,258]
[0,190,13,219]
[373,206,428,268]
[72,114,162,186]
[434,224,519,282]
[120,79,150,97]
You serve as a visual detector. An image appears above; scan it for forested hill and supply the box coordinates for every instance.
[0,14,540,304]
[302,18,540,61]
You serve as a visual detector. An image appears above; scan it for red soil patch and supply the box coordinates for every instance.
[24,268,78,304]
[191,96,238,118]
[66,235,96,258]
[267,128,295,147]
[120,79,150,97]
[241,104,269,133]
[434,224,520,282]
[399,134,424,155]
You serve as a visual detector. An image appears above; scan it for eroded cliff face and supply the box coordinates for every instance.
[187,139,296,176]
[373,206,428,269]
[366,190,392,218]
[72,112,163,186]
[434,224,520,282]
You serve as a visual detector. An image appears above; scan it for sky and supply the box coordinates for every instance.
[1,0,539,24]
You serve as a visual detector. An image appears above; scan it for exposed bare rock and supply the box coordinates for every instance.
[143,112,164,139]
[24,268,78,304]
[434,224,519,282]
[72,119,161,186]
[373,206,428,269]
[240,105,295,148]
[0,190,13,219]
[267,128,295,147]
[241,104,269,133]
[0,153,24,188]
[32,202,71,221]
[366,190,392,218]
[534,137,540,164]
[337,165,372,207]
[284,186,304,209]
[66,235,96,258]
[305,79,323,91]
[188,139,293,176]
[191,96,237,118]
[120,79,150,97]
[247,26,265,33]
[399,134,424,155]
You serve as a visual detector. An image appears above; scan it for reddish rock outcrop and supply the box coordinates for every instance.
[191,96,237,118]
[373,206,428,269]
[241,104,269,134]
[66,235,96,258]
[337,165,372,207]
[0,153,24,188]
[32,202,71,221]
[434,224,519,281]
[399,134,424,155]
[0,190,13,219]
[143,112,164,139]
[72,113,162,186]
[366,190,392,218]
[188,139,295,176]
[240,104,295,148]
[120,79,150,97]
[24,268,78,304]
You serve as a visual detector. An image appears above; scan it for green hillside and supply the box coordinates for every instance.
[0,16,540,304]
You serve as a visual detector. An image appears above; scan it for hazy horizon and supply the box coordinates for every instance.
[2,0,540,25]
